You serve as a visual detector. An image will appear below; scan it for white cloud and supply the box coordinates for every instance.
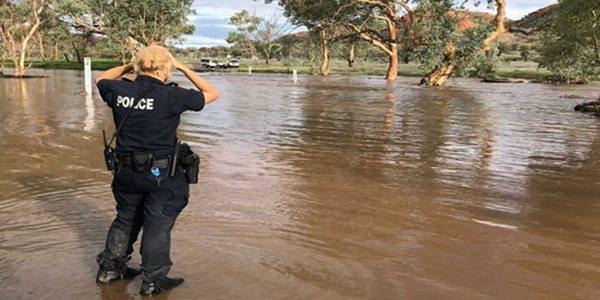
[182,35,228,47]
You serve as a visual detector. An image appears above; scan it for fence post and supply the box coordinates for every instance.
[84,57,92,94]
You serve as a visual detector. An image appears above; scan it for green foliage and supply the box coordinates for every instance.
[264,0,344,28]
[412,0,494,72]
[58,0,195,45]
[458,47,497,77]
[411,0,457,70]
[228,10,291,63]
[539,0,600,83]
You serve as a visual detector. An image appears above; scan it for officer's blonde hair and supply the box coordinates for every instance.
[134,45,174,80]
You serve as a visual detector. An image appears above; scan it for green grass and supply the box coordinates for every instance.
[490,60,553,79]
[234,60,426,77]
[0,58,558,81]
[2,59,122,71]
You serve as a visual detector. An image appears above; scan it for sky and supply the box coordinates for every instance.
[182,0,558,48]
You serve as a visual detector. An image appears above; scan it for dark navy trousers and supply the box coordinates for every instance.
[97,166,189,282]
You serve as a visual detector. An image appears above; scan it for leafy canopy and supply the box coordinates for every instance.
[539,0,600,82]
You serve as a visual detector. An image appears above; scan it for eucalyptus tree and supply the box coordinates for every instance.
[266,0,347,75]
[412,0,508,86]
[336,0,418,80]
[227,10,261,59]
[0,0,53,76]
[539,0,600,83]
[228,10,291,65]
[59,0,195,60]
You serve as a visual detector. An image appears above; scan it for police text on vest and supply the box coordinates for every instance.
[116,95,155,110]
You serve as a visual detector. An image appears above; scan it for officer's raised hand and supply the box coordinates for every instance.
[172,59,220,105]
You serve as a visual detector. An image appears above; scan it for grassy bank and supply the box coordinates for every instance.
[3,59,554,81]
[235,60,426,77]
[2,59,121,71]
[236,60,555,80]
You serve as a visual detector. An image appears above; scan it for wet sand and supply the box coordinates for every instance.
[1,69,600,299]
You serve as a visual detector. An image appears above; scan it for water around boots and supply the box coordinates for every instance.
[140,276,185,296]
[96,267,142,284]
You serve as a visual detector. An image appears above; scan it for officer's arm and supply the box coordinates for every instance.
[94,64,134,85]
[173,60,220,105]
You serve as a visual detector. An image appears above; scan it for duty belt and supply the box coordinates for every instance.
[118,154,170,169]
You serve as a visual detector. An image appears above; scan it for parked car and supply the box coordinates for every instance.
[200,58,211,67]
[207,60,218,68]
[227,59,240,68]
[217,61,228,68]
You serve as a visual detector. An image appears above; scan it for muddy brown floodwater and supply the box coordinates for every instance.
[1,69,600,299]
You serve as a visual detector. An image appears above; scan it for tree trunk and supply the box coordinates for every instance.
[386,50,398,80]
[263,46,271,65]
[15,22,40,77]
[385,23,399,81]
[426,62,457,86]
[423,0,507,86]
[13,58,25,77]
[348,43,355,67]
[319,28,330,76]
[53,43,59,60]
[37,34,45,61]
[72,41,83,63]
[16,51,27,77]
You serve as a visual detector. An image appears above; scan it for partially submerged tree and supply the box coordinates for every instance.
[414,0,508,86]
[266,0,346,75]
[340,0,416,80]
[0,0,51,77]
[539,0,600,83]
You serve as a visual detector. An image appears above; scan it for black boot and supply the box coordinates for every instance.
[140,277,185,296]
[96,267,142,284]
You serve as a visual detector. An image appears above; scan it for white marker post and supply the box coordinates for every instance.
[248,66,252,74]
[292,69,298,83]
[84,57,92,94]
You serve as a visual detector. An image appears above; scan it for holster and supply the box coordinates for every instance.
[177,143,200,184]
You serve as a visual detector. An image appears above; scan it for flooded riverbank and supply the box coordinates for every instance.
[1,69,600,299]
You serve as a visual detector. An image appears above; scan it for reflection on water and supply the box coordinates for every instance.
[84,93,96,132]
[1,69,600,299]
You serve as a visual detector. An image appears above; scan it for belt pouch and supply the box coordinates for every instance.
[132,152,154,172]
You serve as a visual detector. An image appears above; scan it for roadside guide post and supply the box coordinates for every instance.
[84,57,92,95]
[292,69,298,83]
[248,66,252,74]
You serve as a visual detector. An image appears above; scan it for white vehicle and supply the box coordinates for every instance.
[227,59,240,68]
[207,60,218,68]
[200,58,211,67]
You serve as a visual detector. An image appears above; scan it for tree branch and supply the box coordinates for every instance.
[345,23,392,56]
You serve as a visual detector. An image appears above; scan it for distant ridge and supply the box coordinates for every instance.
[510,4,558,31]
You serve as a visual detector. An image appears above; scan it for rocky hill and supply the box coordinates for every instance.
[510,4,558,32]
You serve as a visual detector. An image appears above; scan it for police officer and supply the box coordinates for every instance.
[94,45,219,296]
